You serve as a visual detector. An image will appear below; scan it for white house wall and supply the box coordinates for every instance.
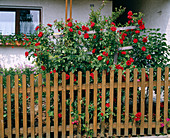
[0,0,112,68]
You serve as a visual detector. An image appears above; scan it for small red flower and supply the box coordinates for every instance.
[141,46,146,51]
[50,71,52,74]
[86,27,89,31]
[135,30,140,34]
[98,56,102,61]
[35,42,40,46]
[90,73,94,79]
[76,25,80,29]
[53,69,56,73]
[82,25,86,31]
[135,118,140,121]
[58,113,62,118]
[35,26,40,31]
[41,66,46,71]
[135,112,142,118]
[160,102,164,108]
[127,16,132,20]
[25,51,29,57]
[92,49,96,54]
[111,22,115,26]
[138,20,143,26]
[106,103,110,108]
[106,60,109,65]
[38,32,43,37]
[101,113,104,116]
[78,30,81,35]
[67,22,72,27]
[26,96,28,99]
[130,57,134,62]
[146,55,151,60]
[91,22,95,28]
[121,51,126,55]
[133,38,138,43]
[34,53,37,56]
[84,33,89,39]
[120,39,123,44]
[111,26,117,31]
[126,60,131,66]
[142,37,148,43]
[93,35,96,39]
[133,66,136,68]
[69,28,73,32]
[47,23,52,27]
[139,24,145,30]
[128,11,133,16]
[66,74,70,80]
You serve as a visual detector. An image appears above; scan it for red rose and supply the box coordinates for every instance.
[106,103,110,107]
[90,73,94,79]
[82,25,86,31]
[120,39,123,44]
[98,56,102,61]
[102,51,108,56]
[130,57,134,62]
[101,113,104,116]
[126,60,131,66]
[142,37,147,43]
[67,22,72,27]
[146,55,151,60]
[69,28,73,32]
[105,20,108,22]
[121,51,126,55]
[35,26,40,31]
[93,35,96,39]
[25,51,29,57]
[127,16,132,20]
[111,26,117,31]
[141,46,146,51]
[67,18,70,21]
[91,22,95,28]
[135,118,140,121]
[131,20,134,23]
[128,20,131,24]
[50,71,52,74]
[133,66,136,68]
[133,38,138,43]
[84,33,89,39]
[78,30,81,35]
[38,32,43,37]
[135,30,140,34]
[100,38,102,41]
[58,113,62,118]
[139,24,145,30]
[111,22,115,26]
[138,20,143,26]
[76,25,80,29]
[135,112,142,118]
[66,74,70,80]
[34,53,37,56]
[86,27,89,31]
[41,66,46,71]
[115,65,124,70]
[53,69,56,73]
[160,102,164,108]
[92,49,96,54]
[35,42,40,46]
[47,23,52,27]
[106,60,109,65]
[128,11,133,16]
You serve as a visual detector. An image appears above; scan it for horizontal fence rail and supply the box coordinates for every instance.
[0,67,169,137]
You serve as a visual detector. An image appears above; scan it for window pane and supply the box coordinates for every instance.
[20,10,40,34]
[0,11,16,35]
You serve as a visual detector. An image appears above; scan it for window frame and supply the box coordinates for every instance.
[0,6,42,35]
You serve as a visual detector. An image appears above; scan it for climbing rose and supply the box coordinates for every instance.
[78,30,81,35]
[128,11,133,16]
[38,32,43,37]
[161,123,165,127]
[66,74,70,80]
[138,20,143,25]
[53,69,56,73]
[86,27,89,31]
[41,66,46,71]
[67,22,72,27]
[135,112,142,118]
[58,113,62,118]
[166,118,170,122]
[135,30,140,34]
[106,103,110,107]
[47,23,52,27]
[102,51,108,56]
[34,53,37,56]
[142,37,148,43]
[25,51,29,57]
[106,60,109,65]
[69,28,73,32]
[133,38,138,43]
[101,113,104,116]
[35,42,40,46]
[35,26,40,31]
[141,46,146,51]
[98,56,102,61]
[91,22,95,28]
[127,16,132,20]
[92,49,96,54]
[130,57,134,62]
[111,26,117,31]
[111,22,115,26]
[90,73,94,79]
[139,24,145,30]
[121,51,126,55]
[76,25,80,29]
[160,102,164,108]
[135,118,140,121]
[126,60,131,66]
[146,55,151,60]
[120,39,123,44]
[115,65,124,70]
[84,33,89,39]
[93,35,96,39]
[82,25,86,31]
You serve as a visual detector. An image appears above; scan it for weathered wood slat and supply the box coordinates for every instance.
[30,74,35,138]
[54,73,59,138]
[117,69,122,136]
[0,76,4,138]
[93,70,98,137]
[101,70,106,137]
[156,68,161,134]
[109,70,114,137]
[38,74,43,138]
[125,69,130,136]
[148,68,153,135]
[164,67,169,134]
[69,72,74,138]
[132,68,138,136]
[62,72,66,138]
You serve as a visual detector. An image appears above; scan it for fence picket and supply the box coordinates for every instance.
[148,68,153,135]
[164,67,169,134]
[22,74,27,138]
[54,73,59,138]
[77,71,82,138]
[109,70,114,137]
[156,68,161,134]
[132,68,138,136]
[0,76,4,138]
[62,72,66,138]
[117,69,122,136]
[30,74,35,138]
[38,74,43,138]
[125,69,130,136]
[85,71,90,129]
[101,70,106,137]
[46,73,51,137]
[93,70,98,137]
[70,72,74,138]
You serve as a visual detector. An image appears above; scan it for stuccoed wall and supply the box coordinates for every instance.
[0,0,112,68]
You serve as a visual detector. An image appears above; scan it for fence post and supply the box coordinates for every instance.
[70,72,74,138]
[62,72,66,138]
[0,76,4,138]
[15,75,19,138]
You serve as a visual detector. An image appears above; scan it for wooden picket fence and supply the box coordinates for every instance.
[0,67,169,137]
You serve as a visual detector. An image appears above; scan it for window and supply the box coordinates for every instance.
[0,8,41,35]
